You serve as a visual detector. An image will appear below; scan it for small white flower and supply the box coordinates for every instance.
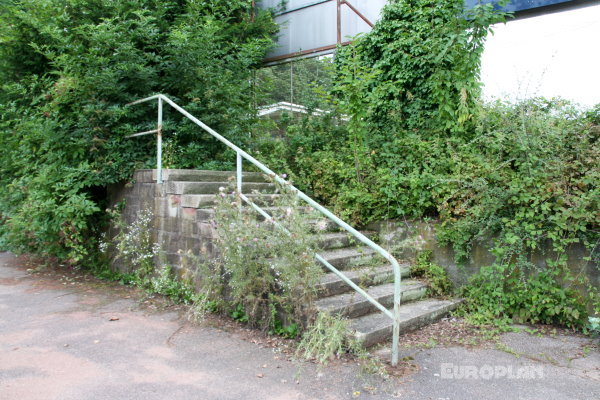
[317,220,328,231]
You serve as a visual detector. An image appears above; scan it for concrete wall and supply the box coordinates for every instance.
[367,219,599,291]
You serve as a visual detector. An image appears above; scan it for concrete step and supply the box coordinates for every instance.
[349,298,463,347]
[316,264,411,297]
[307,219,341,233]
[180,193,283,208]
[193,206,317,221]
[166,181,275,195]
[148,169,270,183]
[315,280,427,319]
[318,246,379,270]
[317,231,377,250]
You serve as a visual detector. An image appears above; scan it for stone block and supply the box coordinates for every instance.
[181,207,199,221]
[133,169,154,183]
[195,209,214,221]
[198,222,215,239]
[182,236,201,253]
[160,232,184,254]
[154,195,180,218]
[164,252,181,267]
[181,219,197,237]
[135,183,159,199]
[180,194,217,208]
[154,216,180,233]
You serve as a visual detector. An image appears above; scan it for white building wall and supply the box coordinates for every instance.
[480,4,600,107]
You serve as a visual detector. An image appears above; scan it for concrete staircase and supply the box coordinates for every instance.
[123,169,461,347]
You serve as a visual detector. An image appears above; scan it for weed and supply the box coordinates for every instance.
[588,317,600,338]
[230,303,249,323]
[495,342,521,358]
[410,251,453,296]
[150,265,196,304]
[210,178,324,331]
[270,319,299,339]
[106,208,158,280]
[269,303,299,338]
[296,312,351,365]
[100,208,199,306]
[582,345,592,357]
[459,263,588,329]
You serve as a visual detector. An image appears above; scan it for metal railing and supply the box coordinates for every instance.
[127,94,403,365]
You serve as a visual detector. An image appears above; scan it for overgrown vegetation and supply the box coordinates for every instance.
[108,208,157,281]
[460,263,589,329]
[0,0,597,337]
[202,180,325,333]
[257,0,599,328]
[589,317,600,338]
[337,0,508,134]
[102,181,349,356]
[410,251,452,297]
[100,207,198,305]
[296,312,353,365]
[99,179,327,339]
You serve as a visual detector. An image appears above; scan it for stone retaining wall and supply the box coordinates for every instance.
[107,170,217,277]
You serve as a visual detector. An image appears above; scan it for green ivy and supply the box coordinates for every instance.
[336,0,508,135]
[256,1,598,329]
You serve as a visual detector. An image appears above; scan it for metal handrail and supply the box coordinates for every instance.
[127,94,402,366]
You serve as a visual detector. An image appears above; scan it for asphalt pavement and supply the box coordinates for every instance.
[1,252,598,400]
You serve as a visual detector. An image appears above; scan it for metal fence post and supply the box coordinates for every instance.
[157,96,163,184]
[392,297,400,366]
[236,151,243,209]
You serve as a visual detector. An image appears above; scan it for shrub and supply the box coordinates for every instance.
[460,263,588,329]
[255,1,598,330]
[296,312,351,365]
[209,179,325,331]
[410,251,453,297]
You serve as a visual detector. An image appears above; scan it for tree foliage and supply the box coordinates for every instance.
[0,0,276,262]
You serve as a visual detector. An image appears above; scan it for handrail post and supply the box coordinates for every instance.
[236,151,243,209]
[156,96,163,184]
[392,281,401,366]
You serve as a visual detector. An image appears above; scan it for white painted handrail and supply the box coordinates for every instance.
[127,94,403,365]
